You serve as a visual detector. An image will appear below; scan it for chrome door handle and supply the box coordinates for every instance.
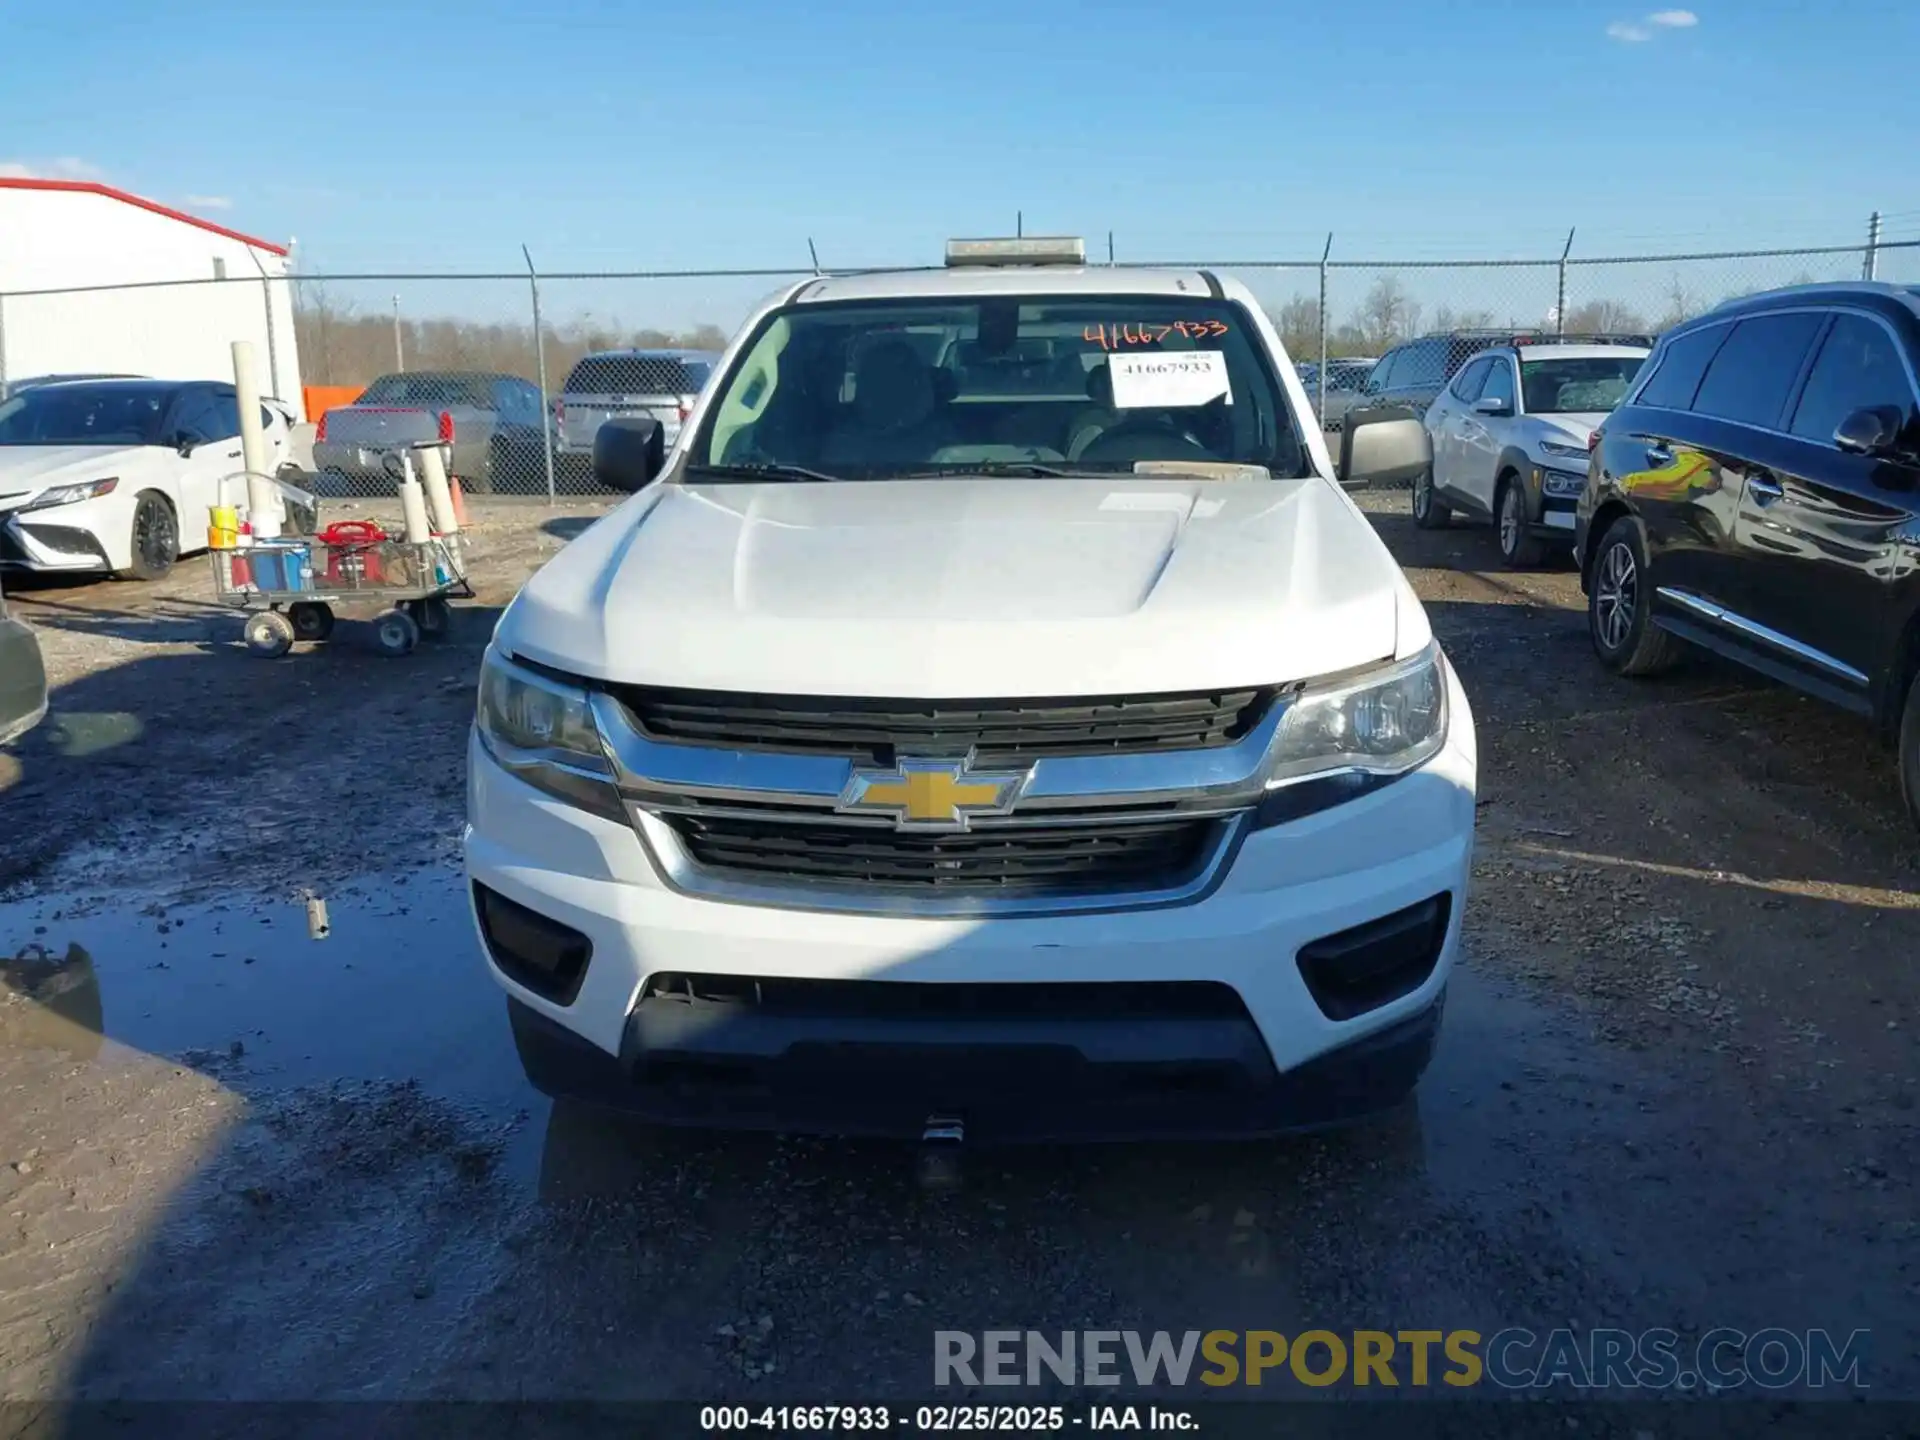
[1748,474,1785,504]
[1644,444,1674,466]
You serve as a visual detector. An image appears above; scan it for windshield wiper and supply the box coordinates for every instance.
[685,462,843,484]
[898,461,1082,478]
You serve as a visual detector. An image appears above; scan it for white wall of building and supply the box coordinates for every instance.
[0,184,305,418]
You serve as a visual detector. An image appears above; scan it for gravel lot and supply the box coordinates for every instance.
[1,490,1916,1419]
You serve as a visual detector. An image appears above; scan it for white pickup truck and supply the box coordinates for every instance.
[464,237,1475,1143]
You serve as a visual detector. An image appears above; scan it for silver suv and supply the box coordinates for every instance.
[555,349,721,479]
[1417,336,1650,567]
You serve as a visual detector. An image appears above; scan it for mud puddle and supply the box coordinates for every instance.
[0,868,524,1113]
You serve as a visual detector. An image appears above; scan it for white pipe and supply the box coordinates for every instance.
[396,452,432,546]
[231,340,282,537]
[416,443,460,536]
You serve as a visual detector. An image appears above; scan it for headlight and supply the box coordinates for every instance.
[475,648,622,818]
[23,478,118,511]
[1263,643,1449,787]
[1541,468,1585,497]
[1536,439,1588,460]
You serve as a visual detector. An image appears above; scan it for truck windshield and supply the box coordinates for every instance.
[687,297,1305,478]
[0,385,173,447]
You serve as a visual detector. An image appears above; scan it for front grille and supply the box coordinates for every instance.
[667,813,1220,893]
[611,685,1276,765]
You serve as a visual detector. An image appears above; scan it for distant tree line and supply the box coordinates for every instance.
[294,267,1822,393]
[292,280,728,391]
[1263,270,1822,360]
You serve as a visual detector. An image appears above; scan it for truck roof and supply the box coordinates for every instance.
[791,265,1227,305]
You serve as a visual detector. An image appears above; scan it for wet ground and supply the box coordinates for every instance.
[1,492,1916,1414]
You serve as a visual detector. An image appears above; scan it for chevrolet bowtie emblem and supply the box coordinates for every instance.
[837,754,1032,832]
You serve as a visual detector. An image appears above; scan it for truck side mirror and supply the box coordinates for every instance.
[593,417,665,493]
[1338,413,1432,491]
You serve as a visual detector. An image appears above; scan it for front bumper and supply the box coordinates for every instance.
[505,988,1444,1141]
[463,667,1477,1140]
[0,510,115,573]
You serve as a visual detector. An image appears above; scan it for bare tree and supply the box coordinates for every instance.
[1429,305,1497,335]
[1659,274,1698,330]
[1268,295,1322,359]
[1354,274,1422,351]
[1564,298,1648,333]
[291,278,354,386]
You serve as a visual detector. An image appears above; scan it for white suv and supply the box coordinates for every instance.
[1416,337,1650,566]
[464,238,1478,1142]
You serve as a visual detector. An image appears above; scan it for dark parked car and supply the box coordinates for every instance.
[1576,281,1920,827]
[0,588,48,746]
[1341,331,1519,445]
[313,371,550,494]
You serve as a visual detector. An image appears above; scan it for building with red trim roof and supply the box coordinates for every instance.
[0,179,304,417]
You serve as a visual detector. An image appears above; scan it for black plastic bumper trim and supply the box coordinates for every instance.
[504,986,1443,1143]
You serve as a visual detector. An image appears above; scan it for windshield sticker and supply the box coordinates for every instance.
[1083,320,1229,350]
[1109,350,1233,410]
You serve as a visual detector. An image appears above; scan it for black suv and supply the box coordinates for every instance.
[1576,281,1920,827]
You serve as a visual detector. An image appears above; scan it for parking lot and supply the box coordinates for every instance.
[0,490,1916,1406]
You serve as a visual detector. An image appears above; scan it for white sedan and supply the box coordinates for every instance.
[0,378,293,580]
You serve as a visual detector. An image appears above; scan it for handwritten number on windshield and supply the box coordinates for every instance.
[1083,320,1229,351]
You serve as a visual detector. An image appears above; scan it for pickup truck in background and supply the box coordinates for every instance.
[312,371,550,494]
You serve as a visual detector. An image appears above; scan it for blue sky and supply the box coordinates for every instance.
[3,0,1917,327]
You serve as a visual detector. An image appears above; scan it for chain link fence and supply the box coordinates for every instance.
[2,238,1914,497]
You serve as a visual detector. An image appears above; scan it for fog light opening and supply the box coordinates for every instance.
[473,883,593,1006]
[1296,893,1451,1021]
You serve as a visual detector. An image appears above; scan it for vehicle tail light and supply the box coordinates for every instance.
[678,396,694,423]
[315,412,329,442]
[438,410,455,444]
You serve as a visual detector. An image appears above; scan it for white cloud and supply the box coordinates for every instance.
[184,194,234,210]
[0,156,108,181]
[1608,9,1697,40]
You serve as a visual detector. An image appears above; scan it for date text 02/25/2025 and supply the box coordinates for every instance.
[698,1404,1198,1432]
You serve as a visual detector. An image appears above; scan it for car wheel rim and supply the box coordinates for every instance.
[1594,540,1637,651]
[1414,472,1431,517]
[135,502,174,570]
[1500,488,1519,553]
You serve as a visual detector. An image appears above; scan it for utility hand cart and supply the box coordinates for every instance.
[206,469,474,659]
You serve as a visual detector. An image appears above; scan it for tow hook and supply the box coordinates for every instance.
[917,1114,965,1192]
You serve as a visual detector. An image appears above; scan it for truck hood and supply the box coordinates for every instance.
[0,446,144,511]
[502,476,1415,697]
